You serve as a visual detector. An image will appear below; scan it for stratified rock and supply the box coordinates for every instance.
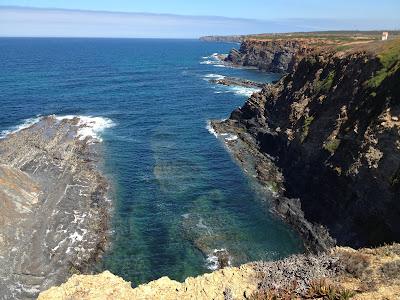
[0,116,110,299]
[214,38,400,248]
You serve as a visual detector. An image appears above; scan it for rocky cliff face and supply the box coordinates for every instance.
[215,39,400,248]
[0,116,111,299]
[225,39,322,73]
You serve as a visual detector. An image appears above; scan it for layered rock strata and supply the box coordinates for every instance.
[213,39,400,248]
[0,116,110,299]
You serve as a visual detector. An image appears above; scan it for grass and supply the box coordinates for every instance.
[315,71,335,94]
[300,116,315,143]
[336,45,352,52]
[367,39,400,88]
[323,138,341,155]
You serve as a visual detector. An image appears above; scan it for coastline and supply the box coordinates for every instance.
[209,118,335,253]
[0,115,113,299]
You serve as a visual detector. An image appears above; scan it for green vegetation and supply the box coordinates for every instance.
[306,279,355,300]
[336,45,352,52]
[367,39,400,88]
[250,279,355,300]
[323,138,341,155]
[389,166,400,187]
[300,116,315,143]
[315,70,335,93]
[68,265,81,275]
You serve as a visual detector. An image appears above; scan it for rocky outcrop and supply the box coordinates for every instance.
[38,244,400,299]
[0,116,111,299]
[213,39,400,249]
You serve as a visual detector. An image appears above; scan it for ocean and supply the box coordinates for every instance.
[0,38,303,285]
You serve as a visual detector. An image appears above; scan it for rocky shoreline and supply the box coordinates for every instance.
[210,119,335,253]
[0,115,112,299]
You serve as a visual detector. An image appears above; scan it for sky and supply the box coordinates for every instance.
[0,0,399,38]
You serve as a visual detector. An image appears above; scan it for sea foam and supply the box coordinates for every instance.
[203,74,226,80]
[0,115,114,142]
[55,115,115,142]
[206,120,218,137]
[0,116,42,139]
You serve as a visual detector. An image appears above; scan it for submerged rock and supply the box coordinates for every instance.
[0,115,111,299]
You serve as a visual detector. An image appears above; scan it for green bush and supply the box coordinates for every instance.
[300,116,315,143]
[323,138,340,155]
[315,71,335,93]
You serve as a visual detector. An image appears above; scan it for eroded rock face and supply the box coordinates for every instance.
[0,116,110,299]
[225,39,321,73]
[215,40,400,248]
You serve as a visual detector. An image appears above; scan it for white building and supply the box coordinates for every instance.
[382,32,389,41]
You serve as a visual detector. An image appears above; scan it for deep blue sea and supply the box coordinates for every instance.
[0,38,303,285]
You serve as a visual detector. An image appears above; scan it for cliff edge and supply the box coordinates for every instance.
[39,244,400,299]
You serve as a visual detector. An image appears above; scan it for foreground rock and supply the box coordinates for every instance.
[38,244,400,299]
[0,116,111,299]
[214,38,400,248]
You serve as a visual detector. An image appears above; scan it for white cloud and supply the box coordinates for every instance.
[0,6,398,38]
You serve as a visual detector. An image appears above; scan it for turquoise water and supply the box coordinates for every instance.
[0,38,303,285]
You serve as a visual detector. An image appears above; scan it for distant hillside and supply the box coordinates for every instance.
[200,30,400,43]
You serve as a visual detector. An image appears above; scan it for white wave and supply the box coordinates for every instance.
[230,86,261,97]
[206,248,231,271]
[200,53,226,65]
[0,116,42,139]
[206,120,218,137]
[213,64,226,68]
[55,115,115,142]
[200,60,215,65]
[182,213,190,219]
[225,134,238,141]
[203,73,225,80]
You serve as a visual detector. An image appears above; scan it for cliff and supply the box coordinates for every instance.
[213,39,400,248]
[38,244,400,299]
[0,116,111,299]
[223,32,395,73]
[225,38,319,73]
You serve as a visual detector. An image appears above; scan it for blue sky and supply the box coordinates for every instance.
[0,1,399,38]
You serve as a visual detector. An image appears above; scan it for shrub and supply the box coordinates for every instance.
[380,259,400,279]
[323,138,341,155]
[300,116,315,143]
[315,71,335,93]
[339,251,370,278]
[306,278,355,300]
